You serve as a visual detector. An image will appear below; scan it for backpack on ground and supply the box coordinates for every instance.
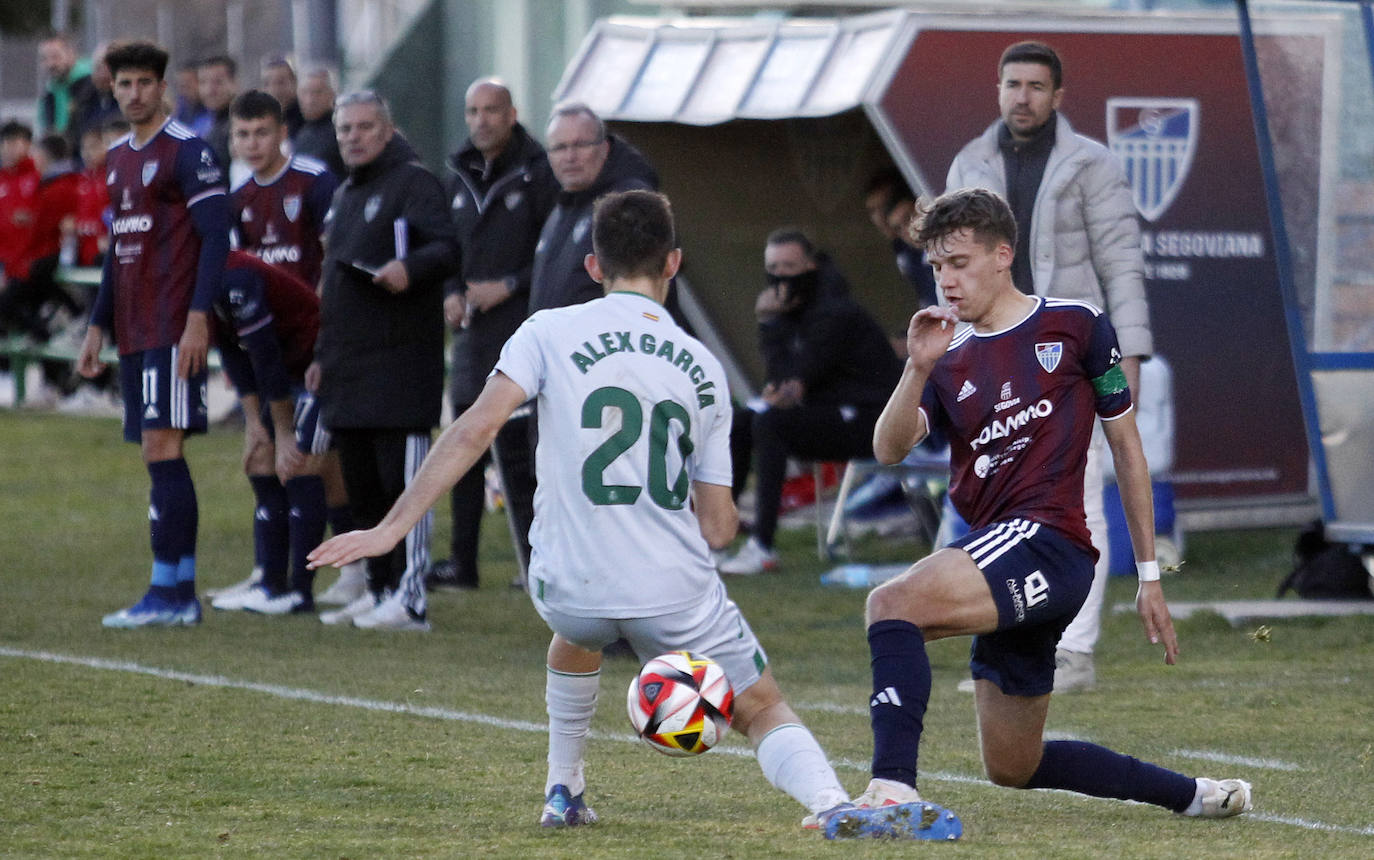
[1276,520,1373,600]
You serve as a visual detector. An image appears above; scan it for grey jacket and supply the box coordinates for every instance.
[946,112,1152,358]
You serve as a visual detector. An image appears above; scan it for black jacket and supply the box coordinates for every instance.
[316,134,460,430]
[528,135,657,314]
[294,113,346,177]
[443,123,559,403]
[759,290,902,410]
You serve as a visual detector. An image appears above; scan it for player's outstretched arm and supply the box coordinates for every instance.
[874,307,956,464]
[1103,408,1179,664]
[307,373,528,569]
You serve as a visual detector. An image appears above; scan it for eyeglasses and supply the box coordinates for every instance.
[547,137,604,156]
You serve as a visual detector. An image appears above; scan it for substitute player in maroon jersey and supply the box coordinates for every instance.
[820,188,1251,839]
[207,250,329,614]
[229,89,336,288]
[77,41,230,629]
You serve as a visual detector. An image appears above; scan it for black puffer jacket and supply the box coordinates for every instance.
[528,135,657,314]
[759,290,903,409]
[443,123,559,403]
[316,134,460,430]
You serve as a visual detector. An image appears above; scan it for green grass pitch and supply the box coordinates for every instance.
[2,411,1371,858]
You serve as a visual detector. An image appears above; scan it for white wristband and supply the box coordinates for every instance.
[1136,560,1161,582]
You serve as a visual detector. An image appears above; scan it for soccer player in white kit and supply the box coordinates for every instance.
[309,189,849,830]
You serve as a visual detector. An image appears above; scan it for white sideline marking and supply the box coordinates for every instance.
[1170,749,1302,772]
[2,646,1368,838]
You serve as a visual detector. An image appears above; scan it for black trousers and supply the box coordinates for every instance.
[333,427,431,595]
[735,403,883,549]
[447,409,535,584]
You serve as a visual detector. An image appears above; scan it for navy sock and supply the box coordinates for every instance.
[250,475,289,593]
[867,619,931,788]
[1026,740,1197,811]
[148,458,197,599]
[327,504,355,537]
[285,475,327,595]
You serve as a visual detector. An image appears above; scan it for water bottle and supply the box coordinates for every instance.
[820,564,875,588]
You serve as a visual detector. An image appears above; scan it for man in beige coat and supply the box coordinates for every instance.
[945,40,1150,692]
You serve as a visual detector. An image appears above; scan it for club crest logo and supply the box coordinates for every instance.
[1035,342,1063,373]
[452,191,466,210]
[572,214,591,243]
[504,189,524,211]
[283,195,301,222]
[364,194,381,222]
[1107,98,1199,221]
[141,160,159,186]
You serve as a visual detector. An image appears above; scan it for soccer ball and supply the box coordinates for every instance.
[626,651,734,756]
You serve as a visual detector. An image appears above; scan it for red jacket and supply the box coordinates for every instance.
[0,156,40,278]
[74,165,109,266]
[16,165,82,279]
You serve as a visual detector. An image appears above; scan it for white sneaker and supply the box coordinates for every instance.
[851,777,923,809]
[353,590,430,631]
[319,591,377,625]
[1053,649,1097,692]
[1190,778,1253,819]
[211,579,269,611]
[206,567,263,600]
[717,537,778,576]
[955,678,977,693]
[316,560,368,605]
[239,588,313,615]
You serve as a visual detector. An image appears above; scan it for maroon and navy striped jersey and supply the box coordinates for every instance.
[920,297,1133,553]
[231,155,337,288]
[105,119,226,354]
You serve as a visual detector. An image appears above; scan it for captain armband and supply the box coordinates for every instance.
[1090,363,1129,398]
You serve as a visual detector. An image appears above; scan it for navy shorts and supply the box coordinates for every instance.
[293,392,331,455]
[253,389,329,456]
[120,346,209,443]
[952,518,1094,697]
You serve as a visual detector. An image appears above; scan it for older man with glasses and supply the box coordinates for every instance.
[528,102,659,314]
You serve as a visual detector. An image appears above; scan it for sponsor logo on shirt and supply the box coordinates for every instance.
[971,398,1053,451]
[258,244,302,266]
[957,380,977,402]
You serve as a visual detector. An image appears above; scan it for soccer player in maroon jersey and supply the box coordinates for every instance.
[229,89,337,288]
[822,189,1251,839]
[77,41,230,629]
[208,250,328,614]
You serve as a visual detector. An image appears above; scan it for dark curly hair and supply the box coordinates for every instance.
[912,188,1017,253]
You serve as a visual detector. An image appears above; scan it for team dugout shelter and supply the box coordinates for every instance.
[551,4,1374,550]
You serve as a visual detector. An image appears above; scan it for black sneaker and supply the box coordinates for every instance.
[424,559,478,591]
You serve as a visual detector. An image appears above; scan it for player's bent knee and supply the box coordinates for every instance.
[983,758,1035,789]
[865,571,933,627]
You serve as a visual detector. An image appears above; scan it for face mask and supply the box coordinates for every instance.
[765,268,819,306]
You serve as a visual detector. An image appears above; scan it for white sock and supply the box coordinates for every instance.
[1182,778,1210,817]
[545,667,600,796]
[755,723,849,813]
